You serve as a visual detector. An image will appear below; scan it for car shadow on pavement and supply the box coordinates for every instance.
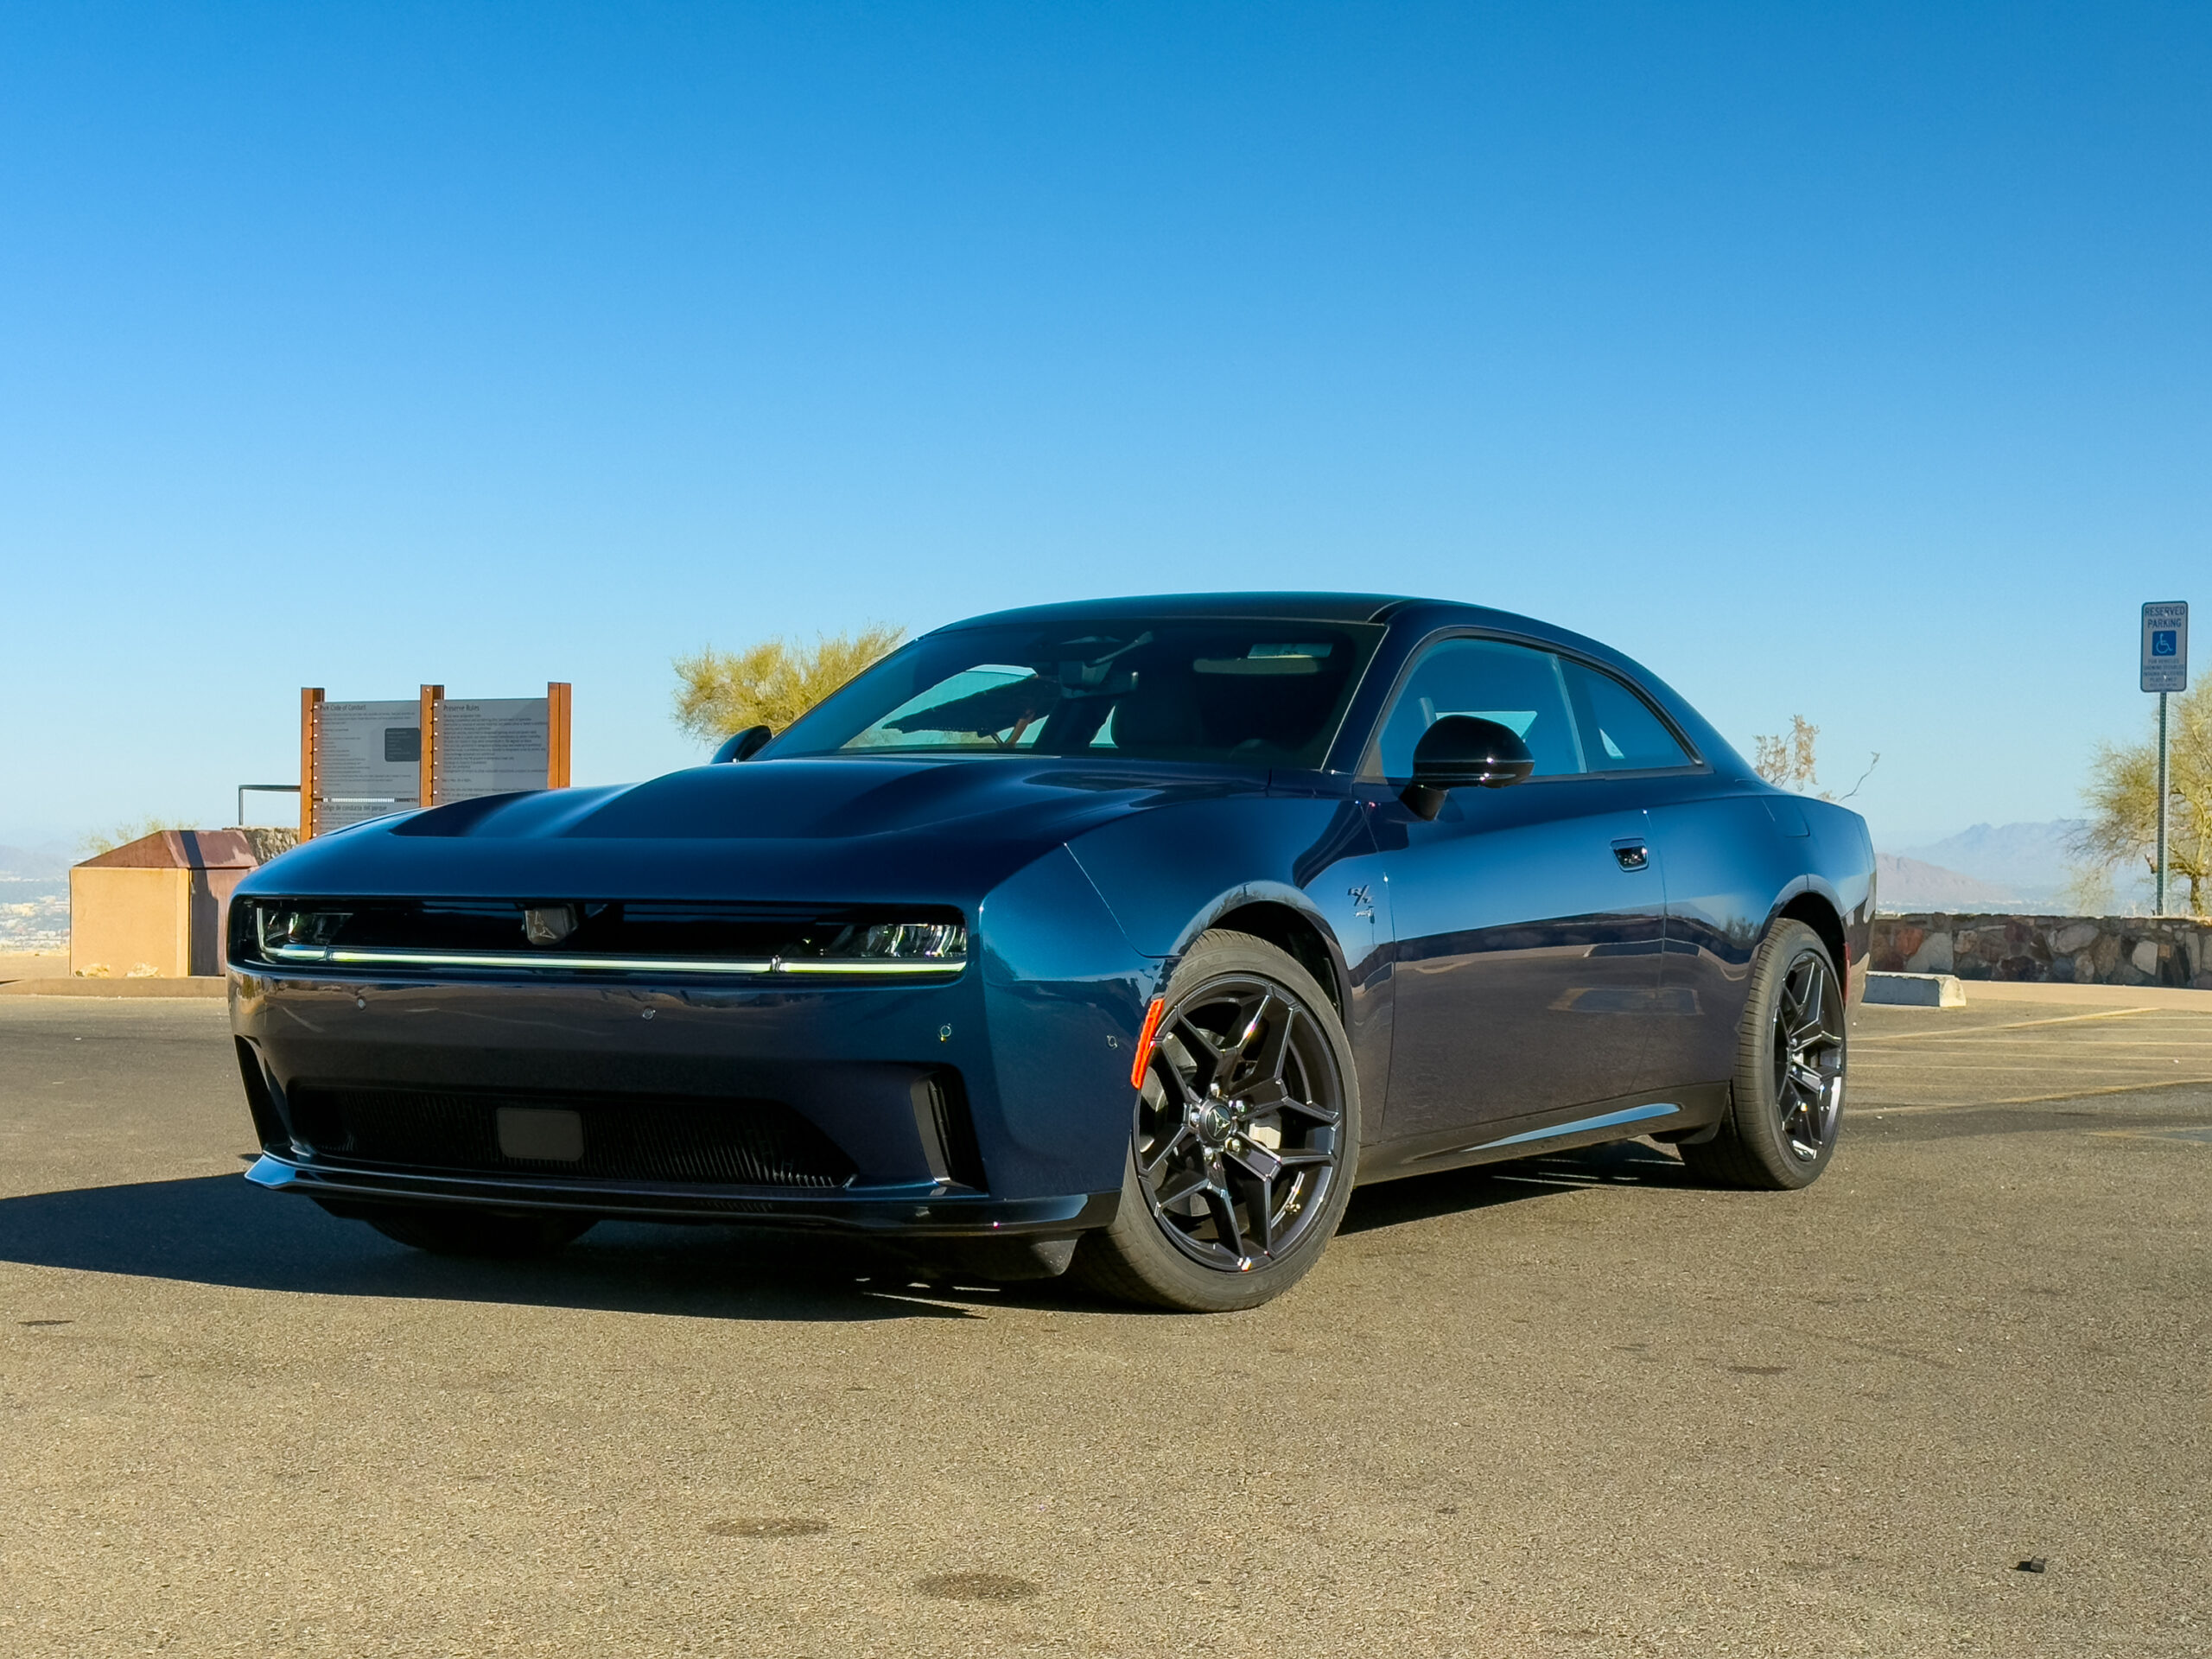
[1339,1138,1699,1236]
[0,1141,1701,1321]
[0,1173,1008,1322]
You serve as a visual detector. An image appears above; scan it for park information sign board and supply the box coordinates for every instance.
[301,683,571,836]
[436,698,554,800]
[310,700,423,830]
[2141,601,2189,693]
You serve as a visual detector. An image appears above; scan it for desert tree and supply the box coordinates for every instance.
[81,816,194,856]
[2074,679,2209,913]
[1751,715,1821,791]
[671,624,907,747]
[1749,715,1878,801]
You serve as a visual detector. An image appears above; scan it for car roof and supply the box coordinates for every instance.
[899,592,1748,779]
[943,592,1425,628]
[936,591,1616,652]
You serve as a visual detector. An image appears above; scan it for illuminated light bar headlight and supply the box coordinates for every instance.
[859,921,965,959]
[256,906,352,957]
[779,920,969,975]
[241,901,967,979]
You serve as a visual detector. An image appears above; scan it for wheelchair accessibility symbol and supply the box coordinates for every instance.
[2142,601,2188,691]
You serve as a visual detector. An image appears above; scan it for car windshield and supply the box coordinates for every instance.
[770,618,1387,768]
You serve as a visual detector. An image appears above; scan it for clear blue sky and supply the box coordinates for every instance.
[3,3,2204,851]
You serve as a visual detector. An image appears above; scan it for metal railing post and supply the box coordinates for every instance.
[2156,690,2169,916]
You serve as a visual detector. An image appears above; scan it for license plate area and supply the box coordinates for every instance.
[496,1106,584,1162]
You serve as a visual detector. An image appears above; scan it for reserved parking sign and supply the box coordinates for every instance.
[2142,601,2189,693]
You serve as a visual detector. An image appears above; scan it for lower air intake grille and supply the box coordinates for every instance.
[286,1084,858,1189]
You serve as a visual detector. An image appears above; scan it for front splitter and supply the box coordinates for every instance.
[245,1154,1117,1236]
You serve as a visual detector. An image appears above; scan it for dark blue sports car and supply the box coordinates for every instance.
[229,594,1874,1310]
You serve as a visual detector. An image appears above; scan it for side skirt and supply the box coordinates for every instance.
[1354,1082,1731,1185]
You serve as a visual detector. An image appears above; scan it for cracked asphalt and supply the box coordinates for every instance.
[0,988,2206,1656]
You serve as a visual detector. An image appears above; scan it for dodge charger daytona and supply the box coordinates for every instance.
[228,593,1874,1311]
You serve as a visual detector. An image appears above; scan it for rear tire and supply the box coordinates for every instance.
[1072,931,1360,1313]
[1682,918,1845,1191]
[364,1205,596,1258]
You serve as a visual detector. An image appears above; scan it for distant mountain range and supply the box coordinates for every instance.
[1898,822,2085,898]
[1875,854,2020,912]
[1878,819,2152,913]
[0,844,71,953]
[0,843,69,881]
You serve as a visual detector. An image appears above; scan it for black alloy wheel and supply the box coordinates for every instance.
[1770,948,1846,1162]
[1073,931,1360,1312]
[1683,918,1846,1190]
[1136,975,1345,1269]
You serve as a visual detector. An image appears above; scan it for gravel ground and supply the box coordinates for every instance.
[0,995,2205,1657]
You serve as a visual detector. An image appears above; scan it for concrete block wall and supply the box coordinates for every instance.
[69,829,266,978]
[1871,913,2212,989]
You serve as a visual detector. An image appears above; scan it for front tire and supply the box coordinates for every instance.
[363,1205,596,1258]
[1072,931,1360,1312]
[1682,918,1846,1191]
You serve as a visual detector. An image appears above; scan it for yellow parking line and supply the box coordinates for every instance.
[1856,1076,2212,1112]
[1855,1008,2159,1044]
[1858,1079,2202,1092]
[1859,1041,2212,1055]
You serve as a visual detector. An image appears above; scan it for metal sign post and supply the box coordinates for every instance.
[234,784,301,826]
[2140,601,2189,915]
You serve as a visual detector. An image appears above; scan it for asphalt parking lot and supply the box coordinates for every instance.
[1,991,2207,1657]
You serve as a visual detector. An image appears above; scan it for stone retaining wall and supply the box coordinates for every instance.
[1871,912,2212,989]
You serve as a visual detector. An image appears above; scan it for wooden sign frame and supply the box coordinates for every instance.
[299,688,323,840]
[297,681,571,838]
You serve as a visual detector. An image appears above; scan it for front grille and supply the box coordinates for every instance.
[231,897,967,976]
[286,1084,858,1189]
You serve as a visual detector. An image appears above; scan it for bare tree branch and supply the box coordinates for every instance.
[1752,715,1821,791]
[1825,753,1880,803]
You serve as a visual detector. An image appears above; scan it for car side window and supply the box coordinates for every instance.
[1371,639,1586,779]
[1557,659,1694,771]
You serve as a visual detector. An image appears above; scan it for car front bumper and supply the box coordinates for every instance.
[241,1149,1116,1236]
[230,962,1129,1233]
[226,849,1160,1245]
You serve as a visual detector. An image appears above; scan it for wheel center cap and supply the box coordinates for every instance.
[1193,1103,1232,1147]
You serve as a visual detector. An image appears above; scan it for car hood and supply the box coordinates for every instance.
[240,756,1271,905]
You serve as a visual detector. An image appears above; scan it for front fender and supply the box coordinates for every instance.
[1065,794,1398,1112]
[1064,795,1380,969]
[973,846,1159,1198]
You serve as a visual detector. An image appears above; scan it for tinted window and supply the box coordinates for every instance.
[771,620,1384,768]
[1372,639,1585,779]
[1558,659,1692,771]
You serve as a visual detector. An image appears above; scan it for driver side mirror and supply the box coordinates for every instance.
[712,725,773,764]
[1402,715,1535,819]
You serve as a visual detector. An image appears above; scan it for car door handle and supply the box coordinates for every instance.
[1611,839,1650,872]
